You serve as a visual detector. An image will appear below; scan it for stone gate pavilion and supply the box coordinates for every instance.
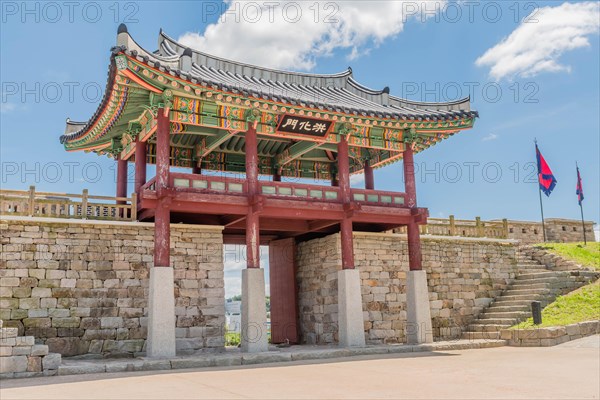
[60,24,478,356]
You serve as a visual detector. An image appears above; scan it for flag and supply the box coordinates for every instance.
[576,165,584,205]
[535,143,557,196]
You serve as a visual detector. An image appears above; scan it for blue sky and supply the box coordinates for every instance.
[1,1,599,296]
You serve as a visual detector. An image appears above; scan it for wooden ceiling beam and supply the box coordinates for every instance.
[195,129,240,159]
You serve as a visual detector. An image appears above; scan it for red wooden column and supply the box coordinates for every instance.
[116,156,128,202]
[337,136,354,269]
[273,172,281,182]
[364,160,374,190]
[134,140,147,195]
[245,125,260,269]
[403,143,422,271]
[154,108,171,267]
[147,107,176,358]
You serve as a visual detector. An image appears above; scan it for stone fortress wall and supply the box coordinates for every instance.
[0,215,595,357]
[403,217,595,244]
[296,232,518,345]
[0,217,225,357]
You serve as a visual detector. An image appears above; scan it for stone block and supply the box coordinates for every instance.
[88,340,104,354]
[565,324,581,336]
[540,338,558,347]
[58,363,105,376]
[100,317,123,329]
[19,297,40,309]
[31,344,49,356]
[538,327,567,339]
[170,357,214,369]
[12,346,32,356]
[46,338,90,357]
[241,352,292,365]
[0,356,28,373]
[15,336,35,346]
[102,339,144,354]
[0,327,19,339]
[140,359,171,371]
[0,337,17,346]
[52,317,81,328]
[28,309,49,318]
[48,308,71,318]
[31,287,52,298]
[27,356,42,372]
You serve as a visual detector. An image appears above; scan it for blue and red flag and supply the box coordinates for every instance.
[535,143,557,196]
[576,165,584,205]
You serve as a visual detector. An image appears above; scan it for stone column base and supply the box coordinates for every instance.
[147,266,176,358]
[241,268,268,353]
[406,270,433,344]
[338,269,366,347]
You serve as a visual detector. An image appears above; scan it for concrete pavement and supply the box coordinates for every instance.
[1,335,599,399]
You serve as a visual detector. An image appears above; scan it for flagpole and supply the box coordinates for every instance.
[579,201,587,245]
[538,184,547,242]
[577,162,587,245]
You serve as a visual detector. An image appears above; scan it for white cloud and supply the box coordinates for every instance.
[476,2,600,80]
[223,244,269,298]
[0,103,17,114]
[482,133,498,142]
[350,173,365,187]
[178,1,446,70]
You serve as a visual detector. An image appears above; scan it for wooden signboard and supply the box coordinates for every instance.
[276,114,334,139]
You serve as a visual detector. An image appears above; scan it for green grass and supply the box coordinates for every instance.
[225,332,241,347]
[512,281,600,329]
[535,242,600,271]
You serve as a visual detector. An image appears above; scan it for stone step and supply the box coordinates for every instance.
[516,261,544,266]
[496,294,546,301]
[517,271,568,280]
[514,277,561,284]
[475,318,518,325]
[481,311,529,319]
[468,324,510,332]
[516,266,547,271]
[485,305,530,313]
[461,331,501,340]
[510,283,552,290]
[504,288,551,296]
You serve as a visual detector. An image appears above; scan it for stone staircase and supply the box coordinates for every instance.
[462,251,599,340]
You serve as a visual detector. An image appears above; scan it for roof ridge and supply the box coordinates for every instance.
[158,28,354,80]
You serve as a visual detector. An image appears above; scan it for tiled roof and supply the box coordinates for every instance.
[62,24,477,144]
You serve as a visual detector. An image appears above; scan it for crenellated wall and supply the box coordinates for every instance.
[296,232,519,345]
[0,217,225,357]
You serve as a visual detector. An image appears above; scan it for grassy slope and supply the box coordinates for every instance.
[535,242,600,271]
[513,281,600,328]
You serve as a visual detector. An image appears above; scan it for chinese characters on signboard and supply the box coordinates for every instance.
[276,114,334,138]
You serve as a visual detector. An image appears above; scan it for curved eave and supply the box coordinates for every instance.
[60,58,118,146]
[59,24,478,157]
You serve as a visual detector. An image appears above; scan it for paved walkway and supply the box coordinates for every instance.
[1,335,599,399]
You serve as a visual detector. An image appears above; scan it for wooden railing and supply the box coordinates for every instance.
[0,186,137,221]
[396,215,509,239]
[148,173,408,208]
